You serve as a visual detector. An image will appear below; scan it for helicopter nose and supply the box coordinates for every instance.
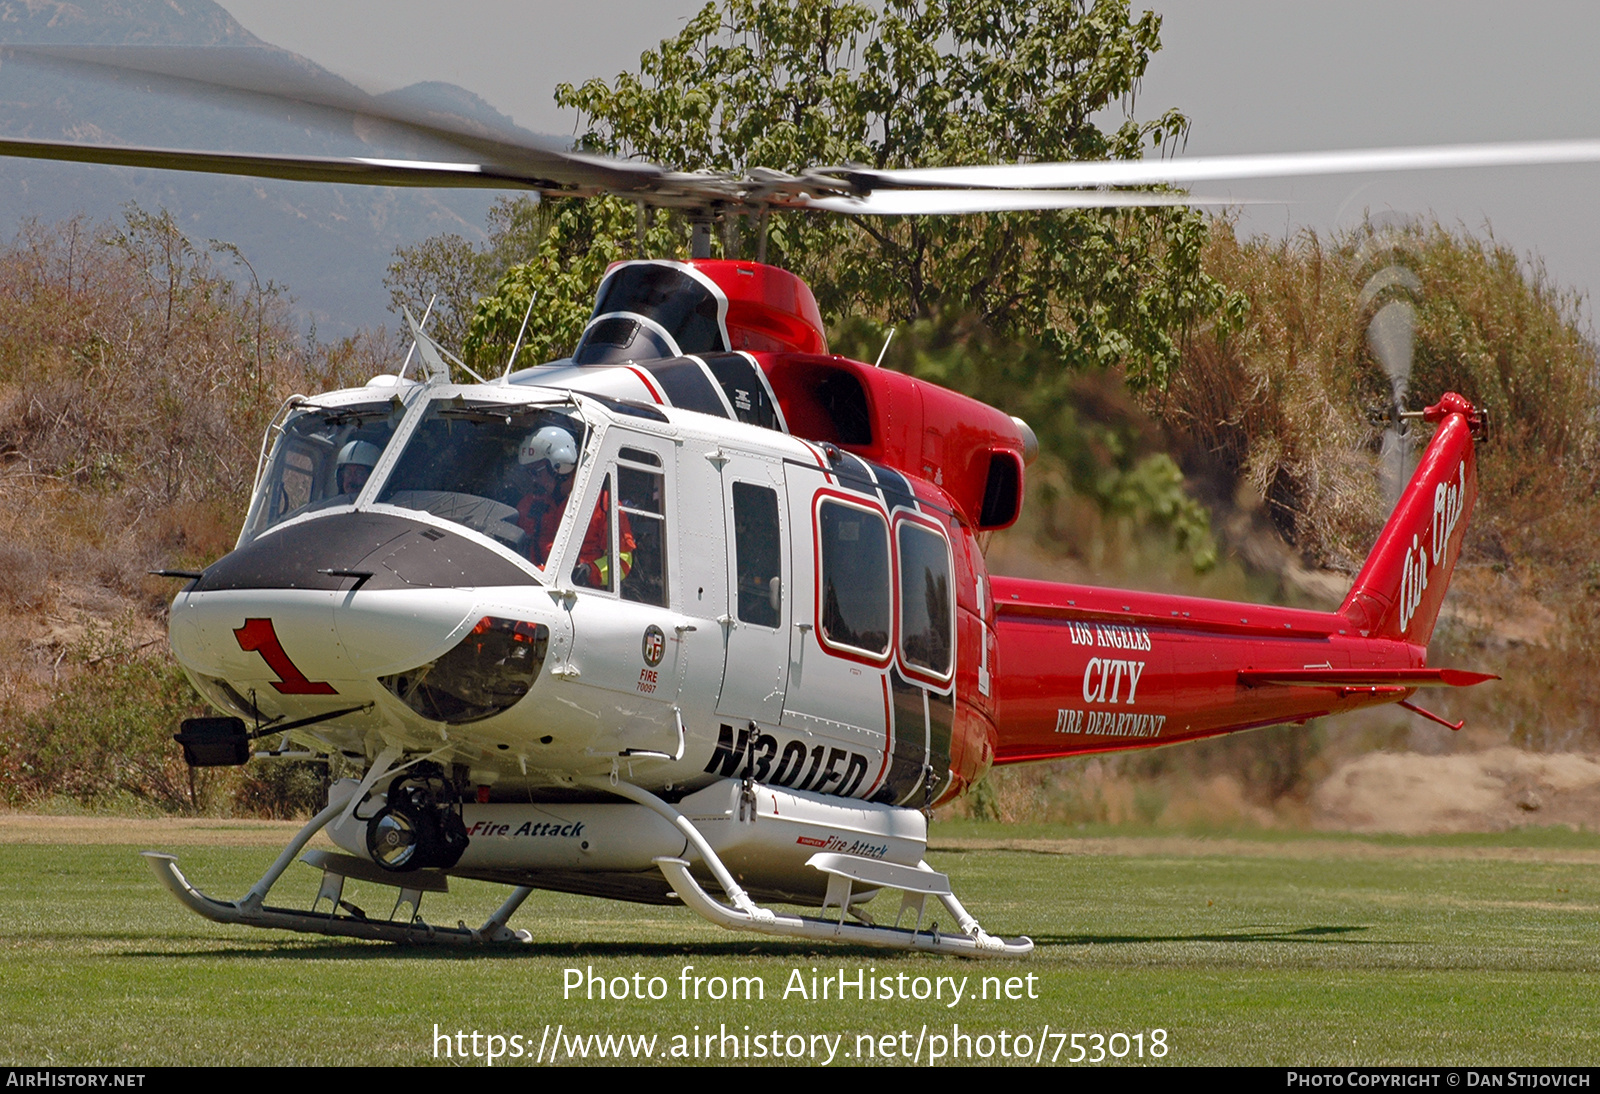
[189,511,539,598]
[170,511,545,691]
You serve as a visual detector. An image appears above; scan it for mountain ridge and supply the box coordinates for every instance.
[0,0,542,336]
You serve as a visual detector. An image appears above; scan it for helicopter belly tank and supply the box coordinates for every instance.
[326,777,927,904]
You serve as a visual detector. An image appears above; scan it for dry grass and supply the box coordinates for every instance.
[1164,219,1600,574]
[1158,218,1600,749]
[0,212,392,813]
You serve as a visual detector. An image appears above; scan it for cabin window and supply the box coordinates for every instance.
[618,461,667,606]
[732,482,781,627]
[564,455,668,604]
[376,400,589,563]
[572,474,618,591]
[817,498,890,659]
[897,520,954,680]
[275,445,315,515]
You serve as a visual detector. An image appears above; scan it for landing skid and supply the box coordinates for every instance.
[143,851,534,945]
[591,775,1033,958]
[142,789,533,946]
[143,773,1032,957]
[657,857,1033,957]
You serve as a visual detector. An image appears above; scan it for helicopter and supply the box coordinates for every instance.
[0,45,1564,957]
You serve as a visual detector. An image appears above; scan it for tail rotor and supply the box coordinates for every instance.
[1357,221,1424,509]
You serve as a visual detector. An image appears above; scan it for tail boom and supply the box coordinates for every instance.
[988,393,1491,765]
[989,581,1423,764]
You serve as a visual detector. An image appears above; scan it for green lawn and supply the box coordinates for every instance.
[2,822,1597,1066]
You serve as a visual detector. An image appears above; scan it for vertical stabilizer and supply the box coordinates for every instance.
[1340,392,1481,643]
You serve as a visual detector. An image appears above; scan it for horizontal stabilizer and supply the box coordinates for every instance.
[1237,668,1498,688]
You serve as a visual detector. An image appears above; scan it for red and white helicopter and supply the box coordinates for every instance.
[5,47,1582,956]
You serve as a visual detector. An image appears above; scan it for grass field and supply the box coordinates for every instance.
[2,816,1598,1066]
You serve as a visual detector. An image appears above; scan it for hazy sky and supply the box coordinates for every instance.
[219,0,1600,318]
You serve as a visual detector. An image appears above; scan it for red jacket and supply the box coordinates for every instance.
[517,486,633,584]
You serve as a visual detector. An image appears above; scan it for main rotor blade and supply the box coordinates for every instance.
[16,46,1598,213]
[837,139,1600,191]
[792,188,1269,215]
[0,136,549,191]
[2,45,664,196]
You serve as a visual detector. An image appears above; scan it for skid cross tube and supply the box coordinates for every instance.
[580,774,1031,957]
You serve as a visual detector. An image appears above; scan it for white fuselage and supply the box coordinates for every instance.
[170,371,966,814]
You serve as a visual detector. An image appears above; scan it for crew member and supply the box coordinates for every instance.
[572,476,635,590]
[513,426,580,567]
[511,425,632,585]
[335,439,382,497]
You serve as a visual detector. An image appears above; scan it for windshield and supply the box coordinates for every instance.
[242,401,405,541]
[376,400,590,565]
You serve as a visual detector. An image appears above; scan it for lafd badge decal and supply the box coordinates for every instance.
[642,624,666,667]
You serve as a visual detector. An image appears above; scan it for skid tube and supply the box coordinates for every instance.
[584,775,1033,958]
[145,763,1031,955]
[654,858,1032,957]
[143,851,533,944]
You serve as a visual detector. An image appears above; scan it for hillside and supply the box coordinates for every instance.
[946,217,1600,830]
[1,208,1597,828]
[0,210,387,814]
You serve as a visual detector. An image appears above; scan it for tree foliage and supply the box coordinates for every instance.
[463,198,685,370]
[386,196,559,362]
[461,0,1234,386]
[834,313,1217,571]
[1170,219,1600,573]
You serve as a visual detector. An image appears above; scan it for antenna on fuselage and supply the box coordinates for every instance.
[404,306,486,384]
[501,291,538,381]
[874,327,896,367]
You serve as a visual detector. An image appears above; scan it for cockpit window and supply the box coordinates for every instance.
[376,401,589,565]
[242,401,404,541]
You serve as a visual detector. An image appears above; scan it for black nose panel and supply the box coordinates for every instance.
[195,512,540,592]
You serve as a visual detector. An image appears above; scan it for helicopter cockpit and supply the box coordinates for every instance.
[240,385,598,566]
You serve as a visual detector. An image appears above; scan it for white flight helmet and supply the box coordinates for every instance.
[336,439,383,469]
[517,426,578,474]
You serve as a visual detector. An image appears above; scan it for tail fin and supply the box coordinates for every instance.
[1340,392,1482,644]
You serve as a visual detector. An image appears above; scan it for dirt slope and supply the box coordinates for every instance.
[1312,747,1600,834]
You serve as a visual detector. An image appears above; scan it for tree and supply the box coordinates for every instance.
[385,196,560,362]
[465,0,1232,387]
[385,232,483,353]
